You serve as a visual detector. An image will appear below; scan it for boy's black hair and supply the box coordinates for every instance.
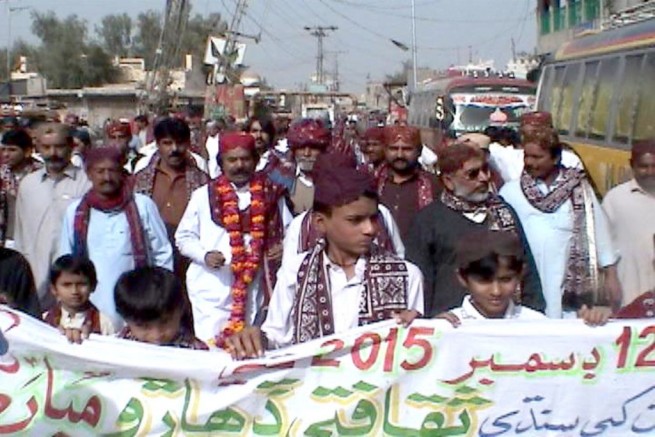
[153,117,191,143]
[114,267,184,323]
[49,255,98,290]
[1,128,33,150]
[456,231,524,282]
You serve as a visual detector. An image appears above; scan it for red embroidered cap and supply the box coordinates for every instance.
[364,126,385,142]
[383,126,421,147]
[105,120,132,138]
[219,132,256,155]
[287,118,331,150]
[85,146,124,169]
[519,111,553,128]
[314,153,376,207]
[632,139,655,160]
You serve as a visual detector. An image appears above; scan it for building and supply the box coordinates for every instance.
[537,0,655,54]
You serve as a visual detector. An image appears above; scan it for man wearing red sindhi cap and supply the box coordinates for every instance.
[225,154,424,358]
[175,132,291,347]
[375,125,437,241]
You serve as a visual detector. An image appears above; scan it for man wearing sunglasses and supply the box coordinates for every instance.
[406,142,545,317]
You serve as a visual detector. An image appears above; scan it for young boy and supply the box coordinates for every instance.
[44,255,115,343]
[114,266,208,350]
[436,231,611,326]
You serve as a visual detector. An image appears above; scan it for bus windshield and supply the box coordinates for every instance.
[449,88,535,134]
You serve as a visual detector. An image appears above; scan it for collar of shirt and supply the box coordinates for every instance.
[232,181,252,210]
[459,295,517,320]
[628,178,655,197]
[386,168,419,185]
[155,161,186,181]
[296,166,314,188]
[39,164,78,182]
[256,150,271,172]
[535,168,564,194]
[322,254,367,287]
[462,210,488,224]
[59,307,90,329]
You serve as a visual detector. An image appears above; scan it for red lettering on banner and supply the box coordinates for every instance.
[636,326,655,368]
[311,339,344,368]
[351,333,382,371]
[400,327,435,371]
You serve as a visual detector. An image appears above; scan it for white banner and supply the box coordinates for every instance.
[0,306,654,436]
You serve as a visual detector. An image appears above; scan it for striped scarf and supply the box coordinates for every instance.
[73,186,149,268]
[520,168,598,307]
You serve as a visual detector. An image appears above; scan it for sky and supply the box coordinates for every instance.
[2,0,537,93]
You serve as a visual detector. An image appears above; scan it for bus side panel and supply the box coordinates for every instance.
[568,141,632,195]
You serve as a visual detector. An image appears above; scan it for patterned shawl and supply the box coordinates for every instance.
[298,209,395,255]
[73,186,149,268]
[520,167,597,305]
[0,181,5,247]
[376,165,435,210]
[43,303,102,334]
[292,241,409,344]
[133,152,209,200]
[440,190,518,232]
[208,175,285,304]
[0,161,41,197]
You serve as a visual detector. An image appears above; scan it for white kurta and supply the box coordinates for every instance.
[59,194,174,328]
[262,251,425,349]
[500,174,619,319]
[449,295,546,321]
[602,179,655,306]
[489,143,583,182]
[175,184,291,342]
[282,204,406,264]
[205,135,221,178]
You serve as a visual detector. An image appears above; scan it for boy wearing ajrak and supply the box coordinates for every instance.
[225,155,424,360]
[175,133,291,347]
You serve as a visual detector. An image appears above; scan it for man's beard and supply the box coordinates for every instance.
[297,159,316,173]
[453,184,490,203]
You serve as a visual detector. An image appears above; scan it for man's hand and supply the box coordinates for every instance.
[578,304,612,326]
[393,309,420,328]
[602,265,623,312]
[204,251,226,269]
[266,243,283,262]
[224,326,268,360]
[59,319,91,344]
[433,311,461,328]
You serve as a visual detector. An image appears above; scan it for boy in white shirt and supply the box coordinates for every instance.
[436,231,610,326]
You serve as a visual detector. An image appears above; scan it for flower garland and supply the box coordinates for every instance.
[213,174,267,348]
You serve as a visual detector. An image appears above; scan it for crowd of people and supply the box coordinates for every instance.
[0,107,653,357]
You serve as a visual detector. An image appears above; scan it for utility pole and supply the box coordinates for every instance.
[216,0,249,84]
[410,0,418,90]
[511,37,517,61]
[326,50,346,92]
[304,26,337,85]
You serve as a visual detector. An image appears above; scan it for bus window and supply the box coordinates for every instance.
[538,66,554,111]
[633,53,655,142]
[589,57,619,140]
[555,63,581,135]
[575,61,599,138]
[550,66,567,122]
[613,54,644,144]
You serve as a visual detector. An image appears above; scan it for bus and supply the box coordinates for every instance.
[536,19,655,195]
[408,75,536,138]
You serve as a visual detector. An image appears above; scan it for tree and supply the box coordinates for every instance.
[181,12,228,64]
[30,11,118,88]
[96,13,133,58]
[385,60,411,84]
[132,10,162,70]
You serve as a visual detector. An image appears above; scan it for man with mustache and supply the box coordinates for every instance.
[406,142,544,317]
[175,133,290,345]
[59,147,173,328]
[224,155,424,358]
[603,140,655,311]
[13,123,91,310]
[499,135,618,319]
[134,117,209,283]
[267,118,331,216]
[375,125,437,242]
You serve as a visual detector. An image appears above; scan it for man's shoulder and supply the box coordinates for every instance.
[18,168,46,186]
[603,179,635,201]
